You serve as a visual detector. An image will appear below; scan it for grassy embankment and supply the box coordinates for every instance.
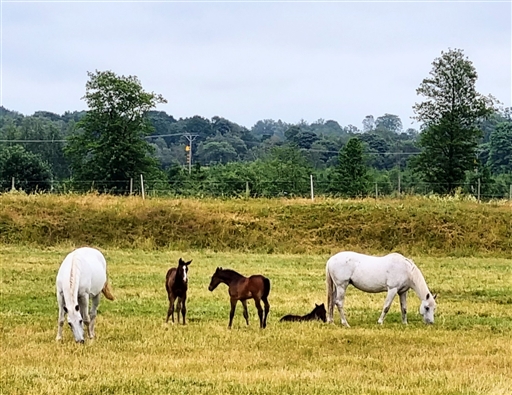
[1,193,511,256]
[1,194,511,394]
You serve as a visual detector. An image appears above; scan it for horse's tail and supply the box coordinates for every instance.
[102,279,115,301]
[326,263,335,323]
[262,277,271,301]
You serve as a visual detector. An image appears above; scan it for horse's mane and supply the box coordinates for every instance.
[404,257,429,298]
[217,268,244,280]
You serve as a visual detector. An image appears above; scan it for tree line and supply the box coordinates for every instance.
[0,49,511,199]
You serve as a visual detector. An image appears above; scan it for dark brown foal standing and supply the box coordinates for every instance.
[208,267,271,329]
[165,258,192,324]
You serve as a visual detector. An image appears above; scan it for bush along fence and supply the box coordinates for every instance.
[3,174,512,201]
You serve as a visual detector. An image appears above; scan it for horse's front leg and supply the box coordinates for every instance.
[56,293,65,341]
[78,294,90,331]
[399,291,408,324]
[228,298,237,329]
[181,295,187,325]
[166,295,175,324]
[88,293,101,339]
[378,288,398,324]
[176,298,182,324]
[241,300,249,326]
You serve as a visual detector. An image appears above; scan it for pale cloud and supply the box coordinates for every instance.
[2,1,510,129]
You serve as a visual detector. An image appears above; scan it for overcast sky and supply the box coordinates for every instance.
[2,1,510,130]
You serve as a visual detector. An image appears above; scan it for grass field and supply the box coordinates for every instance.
[1,246,511,395]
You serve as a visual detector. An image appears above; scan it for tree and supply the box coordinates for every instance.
[0,145,52,193]
[362,115,375,132]
[197,141,238,164]
[412,48,497,194]
[332,138,369,197]
[375,114,402,133]
[65,70,166,193]
[488,122,512,174]
[251,146,312,197]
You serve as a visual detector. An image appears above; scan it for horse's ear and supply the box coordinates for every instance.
[178,258,184,265]
[433,293,438,300]
[186,260,192,266]
[315,303,319,307]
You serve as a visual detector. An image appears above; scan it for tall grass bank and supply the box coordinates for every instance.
[1,194,510,256]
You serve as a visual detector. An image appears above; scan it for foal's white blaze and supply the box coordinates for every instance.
[182,266,188,283]
[326,251,437,326]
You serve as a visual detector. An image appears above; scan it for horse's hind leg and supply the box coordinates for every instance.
[88,293,101,339]
[254,298,264,329]
[335,285,350,327]
[56,293,65,341]
[241,300,249,326]
[262,297,270,329]
[378,288,398,325]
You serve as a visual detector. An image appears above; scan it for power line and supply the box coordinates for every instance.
[0,133,189,143]
[0,139,67,143]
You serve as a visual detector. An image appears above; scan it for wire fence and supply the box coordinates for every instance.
[3,175,512,201]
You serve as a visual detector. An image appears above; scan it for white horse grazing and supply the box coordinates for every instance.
[326,251,437,327]
[56,247,114,342]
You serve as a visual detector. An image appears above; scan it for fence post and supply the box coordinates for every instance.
[398,172,401,196]
[11,177,15,191]
[375,182,378,199]
[509,184,511,201]
[130,178,133,195]
[477,178,481,202]
[245,181,250,198]
[140,174,145,200]
[310,174,314,201]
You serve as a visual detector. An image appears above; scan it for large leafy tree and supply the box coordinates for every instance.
[412,49,496,194]
[375,114,402,133]
[251,146,312,197]
[65,70,166,193]
[332,137,369,197]
[0,145,52,193]
[488,122,512,174]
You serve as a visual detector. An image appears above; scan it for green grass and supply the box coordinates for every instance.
[1,246,511,394]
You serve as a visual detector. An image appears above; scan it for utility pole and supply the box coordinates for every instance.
[184,134,198,175]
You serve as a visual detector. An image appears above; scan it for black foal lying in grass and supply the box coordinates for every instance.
[280,303,327,322]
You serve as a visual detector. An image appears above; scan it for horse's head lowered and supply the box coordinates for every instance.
[419,293,437,324]
[177,258,192,284]
[65,304,84,343]
[208,267,224,291]
[313,303,327,322]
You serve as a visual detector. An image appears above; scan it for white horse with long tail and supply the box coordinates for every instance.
[326,251,437,326]
[56,247,114,342]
